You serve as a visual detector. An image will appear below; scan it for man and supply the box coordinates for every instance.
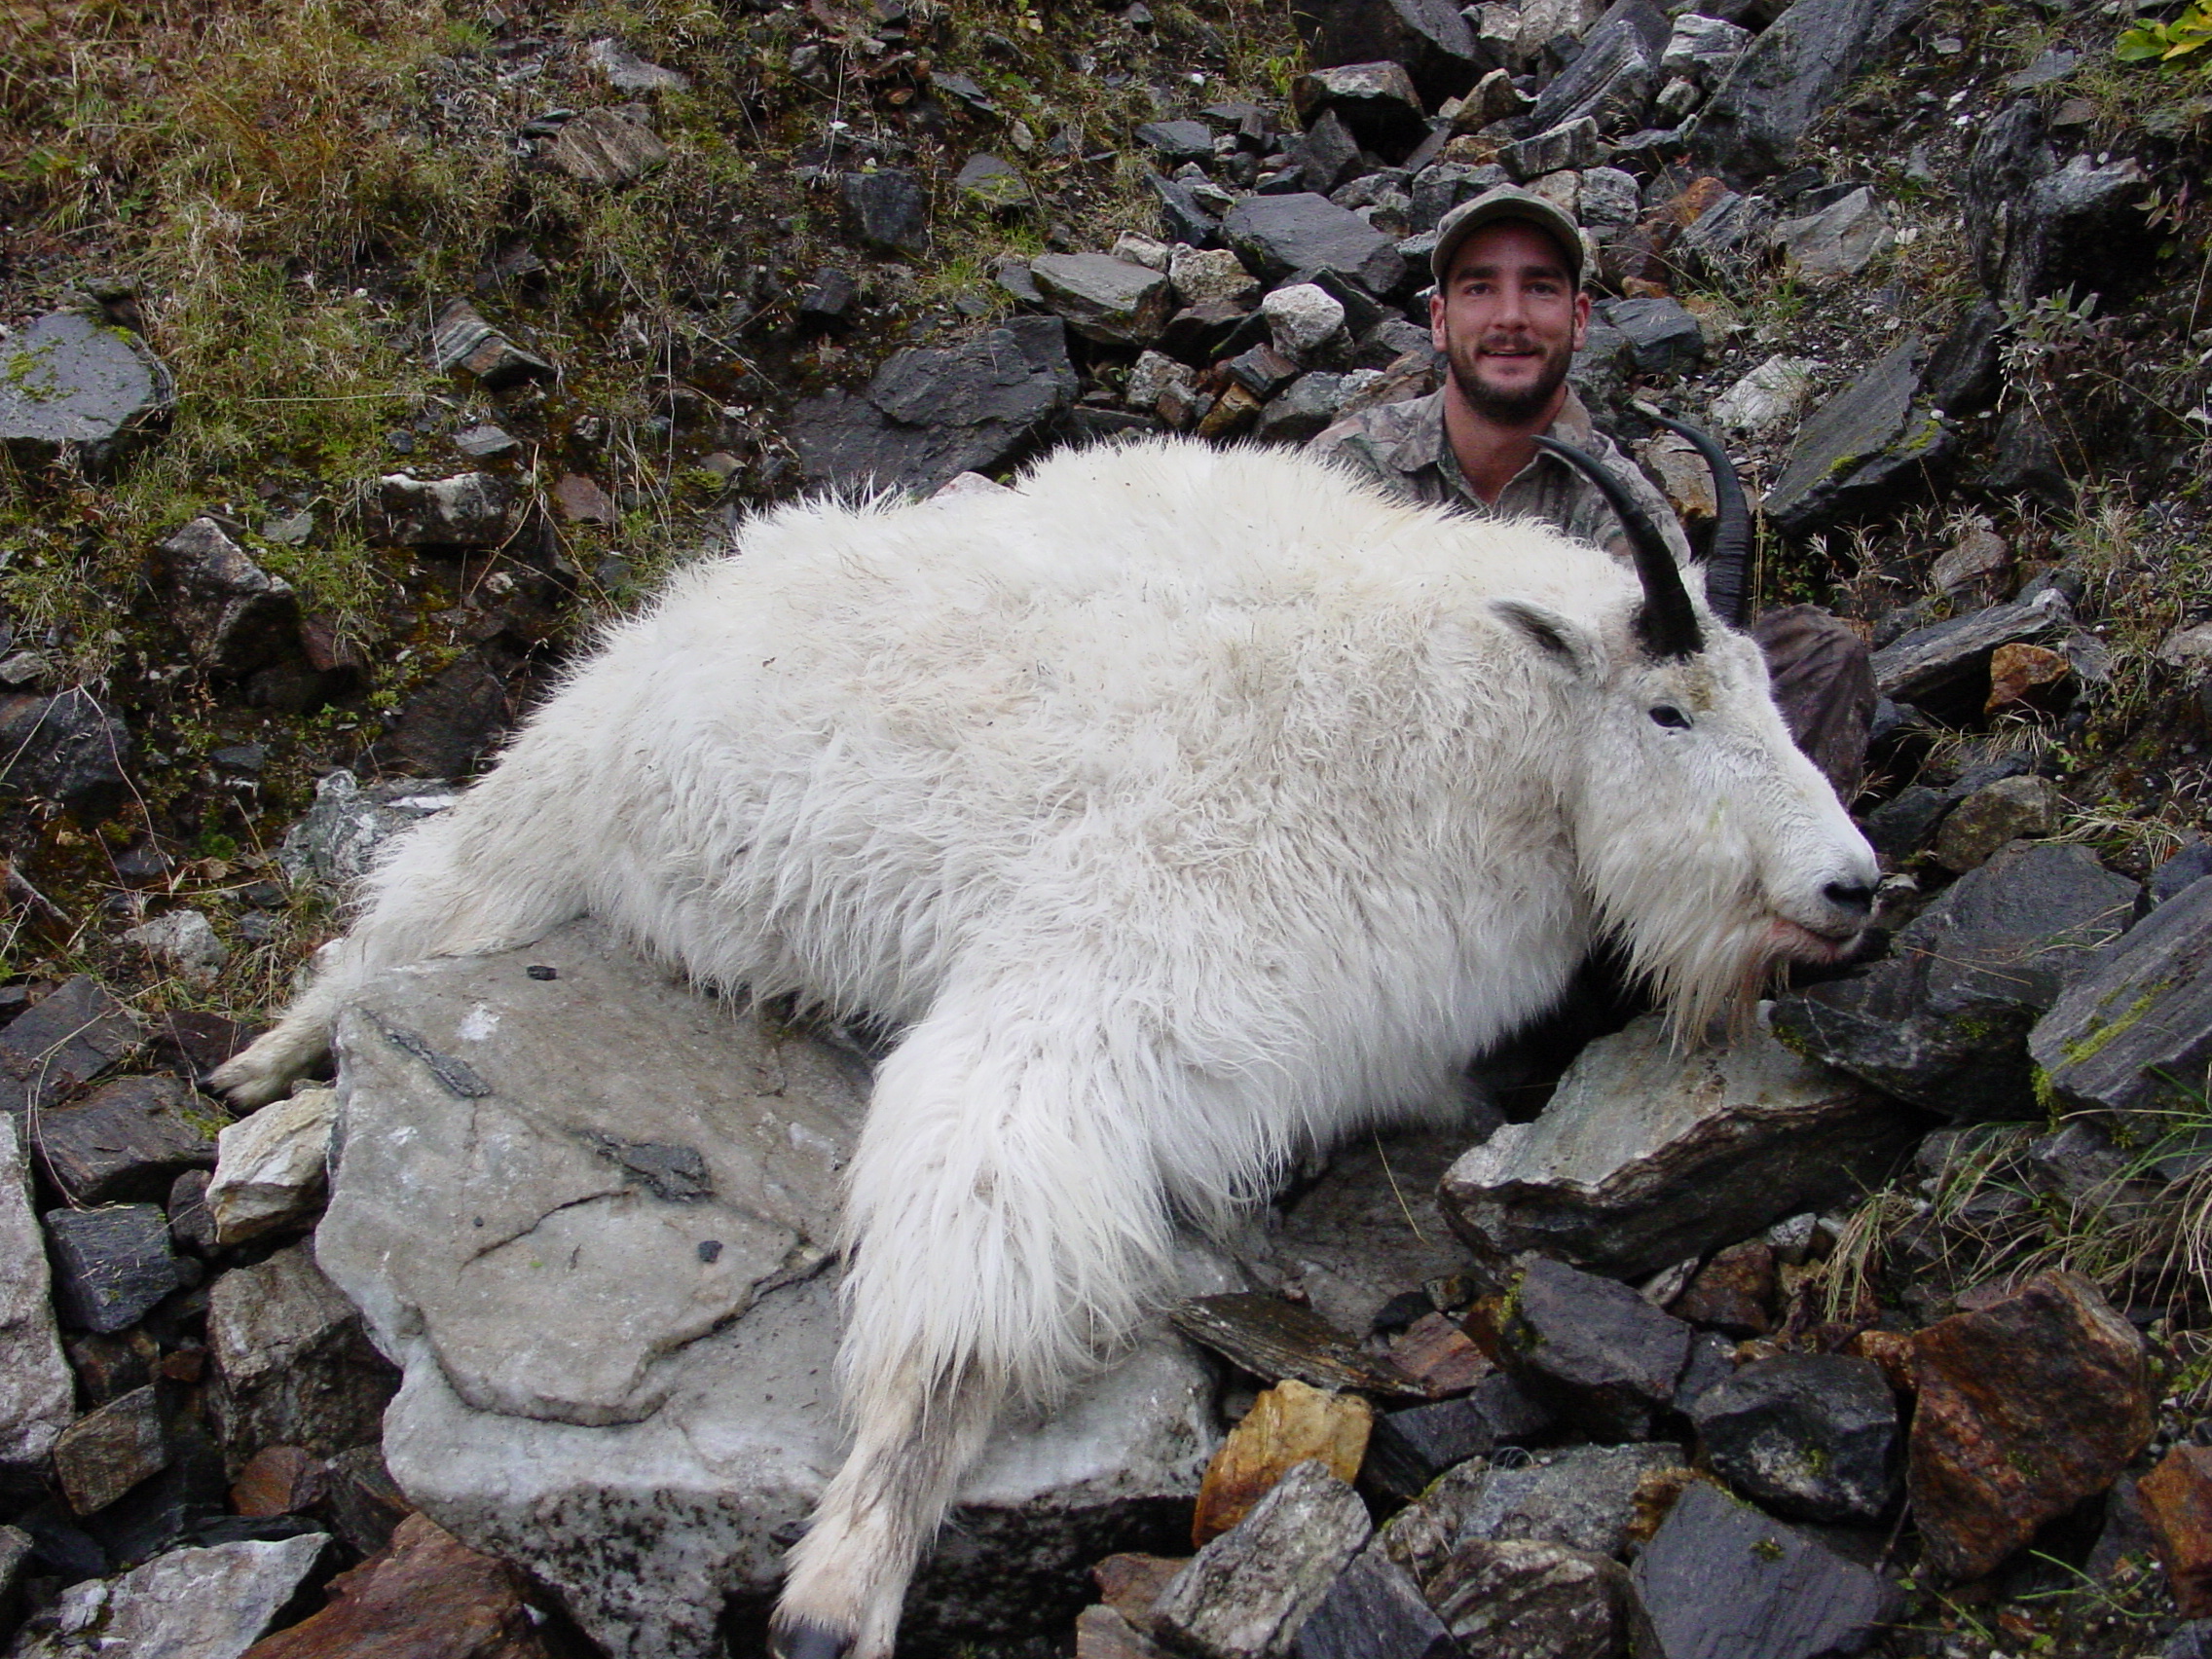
[1309,185,1874,794]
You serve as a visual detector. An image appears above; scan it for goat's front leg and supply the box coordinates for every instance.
[769,977,1181,1656]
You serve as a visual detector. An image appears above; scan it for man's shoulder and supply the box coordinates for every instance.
[1308,389,1447,468]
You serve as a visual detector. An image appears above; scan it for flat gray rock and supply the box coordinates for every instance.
[1222,195,1406,296]
[0,1116,72,1480]
[1029,254,1172,347]
[0,312,172,465]
[1869,589,2072,706]
[276,768,461,889]
[1441,1014,1918,1278]
[1763,338,1951,538]
[2032,871,2212,1119]
[320,919,1226,1657]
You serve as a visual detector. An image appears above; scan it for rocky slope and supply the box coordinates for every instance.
[9,0,2212,1651]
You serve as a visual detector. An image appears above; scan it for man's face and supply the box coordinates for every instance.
[1428,220,1592,425]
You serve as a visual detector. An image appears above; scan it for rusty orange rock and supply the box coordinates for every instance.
[1390,1311,1494,1398]
[1906,1271,2151,1581]
[2139,1445,2212,1615]
[1984,642,2070,717]
[1191,1378,1371,1546]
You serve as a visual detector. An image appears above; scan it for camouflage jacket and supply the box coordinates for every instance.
[1306,387,1693,567]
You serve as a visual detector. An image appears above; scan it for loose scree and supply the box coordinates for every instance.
[210,436,1877,1658]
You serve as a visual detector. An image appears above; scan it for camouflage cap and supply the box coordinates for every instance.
[1429,184,1586,291]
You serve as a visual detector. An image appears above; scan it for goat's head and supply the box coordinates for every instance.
[1493,432,1878,1038]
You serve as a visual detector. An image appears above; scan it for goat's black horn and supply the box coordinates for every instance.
[1651,414,1751,628]
[1531,434,1704,660]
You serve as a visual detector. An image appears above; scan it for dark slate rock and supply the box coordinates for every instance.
[1292,0,1486,108]
[1425,1537,1631,1656]
[1970,404,2075,507]
[0,311,173,471]
[1150,173,1222,246]
[1134,120,1216,166]
[953,153,1030,216]
[44,1204,183,1334]
[1686,1355,1899,1526]
[324,1444,414,1557]
[1923,300,2005,420]
[1222,195,1407,297]
[2032,873,2212,1119]
[1170,1293,1425,1396]
[1674,191,1775,280]
[1290,109,1367,196]
[1688,0,1933,181]
[1364,1376,1554,1500]
[82,1416,229,1568]
[1499,117,1602,181]
[52,1383,168,1515]
[1499,1258,1691,1441]
[1456,1442,1689,1558]
[797,268,860,328]
[1290,1547,1461,1659]
[154,517,300,680]
[1408,161,1512,234]
[0,1522,29,1632]
[1862,785,1951,861]
[32,1075,222,1205]
[841,167,929,256]
[13,1499,107,1584]
[1603,295,1703,378]
[1257,373,1348,443]
[0,976,144,1120]
[2170,1622,2212,1659]
[451,424,517,460]
[1868,589,2072,709]
[1762,338,1952,538]
[207,1240,400,1474]
[372,653,510,780]
[169,1168,217,1256]
[0,689,133,821]
[1672,1332,1734,1415]
[1630,1482,1901,1658]
[1523,8,1660,137]
[1774,841,2135,1121]
[790,318,1075,497]
[1292,62,1428,156]
[1965,101,2156,307]
[2145,841,2212,915]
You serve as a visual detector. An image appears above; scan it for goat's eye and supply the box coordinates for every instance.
[1649,705,1691,729]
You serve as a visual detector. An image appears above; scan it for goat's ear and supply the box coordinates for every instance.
[1493,600,1598,680]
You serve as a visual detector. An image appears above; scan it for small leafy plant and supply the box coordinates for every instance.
[2118,2,2212,63]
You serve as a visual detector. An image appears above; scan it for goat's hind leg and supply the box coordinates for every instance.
[770,1363,999,1659]
[770,983,1178,1656]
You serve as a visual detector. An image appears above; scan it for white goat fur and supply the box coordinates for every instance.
[210,436,1875,1656]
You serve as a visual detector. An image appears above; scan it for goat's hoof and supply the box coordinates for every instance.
[767,1619,853,1659]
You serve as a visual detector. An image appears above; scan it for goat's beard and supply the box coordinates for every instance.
[1443,333,1575,425]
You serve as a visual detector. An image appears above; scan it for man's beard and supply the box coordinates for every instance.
[1445,333,1572,424]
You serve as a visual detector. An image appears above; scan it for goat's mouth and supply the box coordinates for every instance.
[1768,916,1867,965]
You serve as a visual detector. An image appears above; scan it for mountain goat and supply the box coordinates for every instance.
[211,434,1877,1658]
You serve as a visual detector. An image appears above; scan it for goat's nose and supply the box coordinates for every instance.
[1823,880,1874,915]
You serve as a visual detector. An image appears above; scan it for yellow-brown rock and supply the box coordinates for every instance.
[1192,1379,1372,1546]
